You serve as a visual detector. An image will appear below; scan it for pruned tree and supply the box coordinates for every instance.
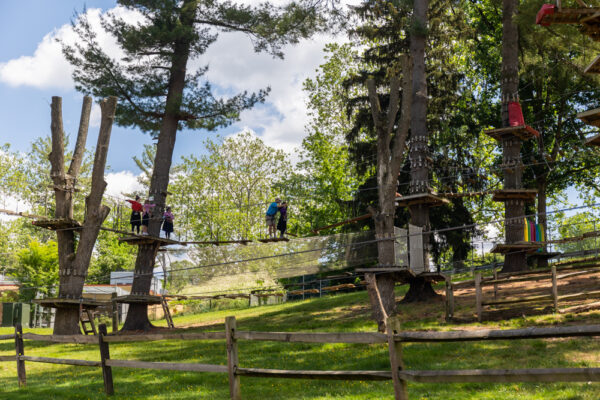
[49,96,117,335]
[364,55,412,332]
[61,0,336,331]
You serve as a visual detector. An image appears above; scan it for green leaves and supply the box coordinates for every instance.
[8,240,59,302]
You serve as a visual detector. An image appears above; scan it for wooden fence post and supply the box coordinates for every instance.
[493,267,499,300]
[98,324,114,395]
[226,316,241,400]
[445,278,454,321]
[111,293,118,333]
[551,265,559,312]
[386,316,408,400]
[475,272,482,322]
[14,323,26,387]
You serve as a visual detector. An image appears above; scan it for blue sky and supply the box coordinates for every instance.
[0,1,339,193]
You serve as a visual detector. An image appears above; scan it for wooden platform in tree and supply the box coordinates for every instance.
[581,12,600,40]
[32,218,81,231]
[585,132,600,147]
[395,193,449,207]
[113,295,164,305]
[584,54,600,74]
[419,272,448,282]
[537,7,599,25]
[355,266,415,283]
[527,251,561,259]
[118,235,184,247]
[577,107,600,127]
[490,242,543,255]
[484,125,539,141]
[33,298,107,309]
[491,189,537,202]
[258,237,290,243]
[185,240,251,246]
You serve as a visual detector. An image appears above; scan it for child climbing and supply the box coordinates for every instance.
[265,198,281,238]
[126,195,143,234]
[162,207,174,239]
[141,199,155,235]
[277,201,288,238]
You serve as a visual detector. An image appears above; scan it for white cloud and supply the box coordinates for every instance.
[0,3,355,156]
[105,171,144,199]
[0,7,141,90]
[200,31,345,152]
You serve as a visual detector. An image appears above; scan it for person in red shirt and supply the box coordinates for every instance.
[126,196,143,234]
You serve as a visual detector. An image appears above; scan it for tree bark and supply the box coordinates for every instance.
[51,96,117,335]
[500,0,526,274]
[121,1,195,331]
[365,56,412,333]
[404,0,438,300]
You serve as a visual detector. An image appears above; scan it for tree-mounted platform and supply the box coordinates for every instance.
[258,237,290,243]
[584,54,600,74]
[484,125,539,141]
[118,235,184,247]
[355,266,415,284]
[395,193,449,207]
[536,5,599,26]
[585,132,600,147]
[112,294,164,305]
[185,240,251,246]
[32,218,82,231]
[577,107,600,127]
[581,12,600,40]
[33,298,108,309]
[491,189,537,203]
[490,242,543,254]
[419,272,448,283]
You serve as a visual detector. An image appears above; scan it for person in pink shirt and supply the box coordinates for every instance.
[141,199,155,235]
[162,207,174,239]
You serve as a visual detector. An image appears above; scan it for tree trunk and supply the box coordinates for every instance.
[121,3,194,331]
[404,0,437,300]
[500,0,526,274]
[51,96,116,335]
[401,277,438,303]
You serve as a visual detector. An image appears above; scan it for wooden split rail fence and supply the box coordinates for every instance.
[445,261,600,322]
[1,319,600,399]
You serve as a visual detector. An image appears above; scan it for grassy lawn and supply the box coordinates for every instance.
[0,287,599,399]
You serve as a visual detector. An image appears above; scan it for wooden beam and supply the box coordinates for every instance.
[15,324,26,387]
[394,324,600,342]
[23,333,97,344]
[0,334,15,341]
[226,316,241,400]
[0,355,15,362]
[105,359,228,373]
[102,332,226,343]
[235,331,387,344]
[19,356,101,367]
[98,324,114,395]
[236,367,392,381]
[475,273,482,322]
[386,316,408,400]
[398,367,600,383]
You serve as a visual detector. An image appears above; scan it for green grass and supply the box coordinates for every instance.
[1,287,599,399]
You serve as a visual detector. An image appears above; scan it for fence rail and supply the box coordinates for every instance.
[1,318,600,399]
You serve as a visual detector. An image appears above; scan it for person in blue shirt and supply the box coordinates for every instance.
[266,198,281,238]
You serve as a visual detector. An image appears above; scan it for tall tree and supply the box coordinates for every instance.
[48,96,117,334]
[364,55,412,332]
[499,0,525,273]
[63,0,335,331]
